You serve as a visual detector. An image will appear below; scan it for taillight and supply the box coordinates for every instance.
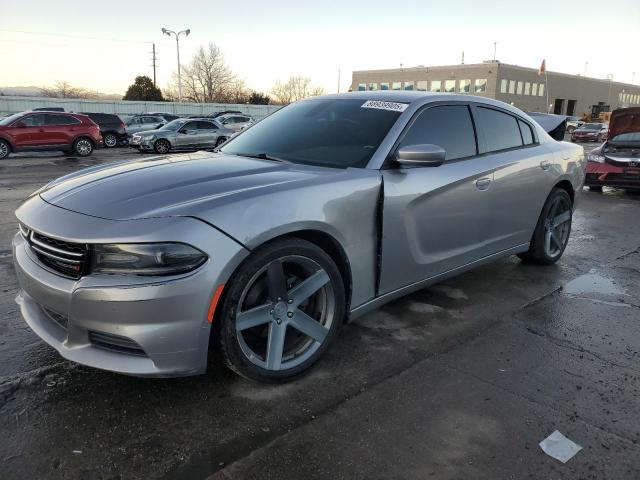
[120,122,125,129]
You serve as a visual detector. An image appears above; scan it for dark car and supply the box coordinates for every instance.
[585,107,640,191]
[0,111,103,159]
[81,113,127,148]
[571,123,608,142]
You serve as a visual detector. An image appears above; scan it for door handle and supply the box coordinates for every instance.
[540,160,551,170]
[475,177,492,190]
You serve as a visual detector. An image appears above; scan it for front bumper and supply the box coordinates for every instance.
[13,197,248,377]
[585,161,640,189]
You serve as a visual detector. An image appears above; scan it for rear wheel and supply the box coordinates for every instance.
[103,133,118,148]
[216,238,345,382]
[518,188,572,265]
[0,140,10,159]
[153,139,171,154]
[73,138,93,157]
[215,136,227,148]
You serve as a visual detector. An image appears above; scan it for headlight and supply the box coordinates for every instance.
[587,153,605,163]
[91,243,207,276]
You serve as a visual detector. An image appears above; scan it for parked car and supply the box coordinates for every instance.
[207,110,243,119]
[147,112,180,122]
[124,115,167,135]
[13,92,584,382]
[215,113,254,133]
[33,107,65,112]
[571,122,608,142]
[585,107,640,191]
[0,111,102,159]
[565,116,584,134]
[129,118,234,153]
[81,112,127,148]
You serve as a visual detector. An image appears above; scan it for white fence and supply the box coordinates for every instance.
[0,96,281,119]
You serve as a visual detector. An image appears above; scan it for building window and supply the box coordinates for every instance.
[404,81,414,91]
[500,79,508,93]
[417,80,428,91]
[368,83,378,91]
[392,82,402,90]
[531,83,538,96]
[459,79,471,93]
[516,81,523,95]
[430,80,442,92]
[444,80,456,93]
[380,82,390,90]
[358,83,366,91]
[475,79,487,93]
[538,84,545,96]
[524,82,531,95]
[508,80,516,94]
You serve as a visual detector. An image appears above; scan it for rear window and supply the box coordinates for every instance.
[476,107,523,152]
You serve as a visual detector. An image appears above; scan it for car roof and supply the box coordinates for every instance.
[22,111,87,117]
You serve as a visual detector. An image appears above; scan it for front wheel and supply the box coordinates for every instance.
[0,139,10,159]
[518,188,572,265]
[153,139,171,154]
[73,138,93,157]
[216,238,345,382]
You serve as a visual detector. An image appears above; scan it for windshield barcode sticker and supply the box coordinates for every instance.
[361,100,409,112]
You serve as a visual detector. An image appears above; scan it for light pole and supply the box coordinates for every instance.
[162,27,190,102]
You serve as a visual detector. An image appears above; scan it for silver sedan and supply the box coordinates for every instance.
[13,92,585,382]
[129,118,235,154]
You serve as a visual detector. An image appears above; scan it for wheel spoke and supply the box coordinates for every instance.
[288,269,329,307]
[265,322,287,370]
[550,230,563,249]
[554,210,571,226]
[289,309,328,343]
[267,260,288,301]
[544,228,552,253]
[236,304,272,331]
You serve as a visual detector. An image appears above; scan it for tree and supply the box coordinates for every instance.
[40,81,89,99]
[123,76,164,101]
[178,43,236,103]
[249,91,270,105]
[270,76,324,104]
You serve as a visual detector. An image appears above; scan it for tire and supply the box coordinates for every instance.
[0,139,10,159]
[153,139,171,154]
[73,137,93,157]
[216,238,346,383]
[215,137,227,148]
[518,188,572,265]
[567,126,576,134]
[589,185,603,192]
[103,133,118,148]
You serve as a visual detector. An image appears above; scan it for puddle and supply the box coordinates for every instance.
[563,272,626,297]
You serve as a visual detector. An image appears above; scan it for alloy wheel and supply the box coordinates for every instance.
[155,140,170,154]
[235,256,335,371]
[0,142,8,159]
[104,134,117,148]
[75,139,92,156]
[543,195,571,258]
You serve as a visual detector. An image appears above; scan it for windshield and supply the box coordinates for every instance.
[220,99,403,168]
[160,119,187,131]
[0,113,24,126]
[581,123,603,130]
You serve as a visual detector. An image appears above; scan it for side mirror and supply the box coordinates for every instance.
[395,144,446,167]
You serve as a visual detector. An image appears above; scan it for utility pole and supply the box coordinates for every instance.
[461,51,464,64]
[151,43,158,86]
[493,41,497,61]
[161,27,190,102]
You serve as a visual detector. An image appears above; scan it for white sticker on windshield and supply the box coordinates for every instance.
[361,100,409,112]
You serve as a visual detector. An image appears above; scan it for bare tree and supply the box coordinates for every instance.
[175,43,236,103]
[270,76,324,104]
[39,81,89,99]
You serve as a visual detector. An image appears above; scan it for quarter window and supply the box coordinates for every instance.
[444,80,456,93]
[399,105,477,161]
[518,120,534,145]
[475,79,487,93]
[475,107,523,153]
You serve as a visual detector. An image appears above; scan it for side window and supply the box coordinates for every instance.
[399,105,477,161]
[197,121,217,130]
[182,121,199,131]
[518,120,534,145]
[20,114,46,126]
[475,107,523,153]
[46,114,80,125]
[143,116,158,124]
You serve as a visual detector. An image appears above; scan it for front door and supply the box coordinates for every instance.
[13,114,47,147]
[174,121,200,148]
[379,103,496,295]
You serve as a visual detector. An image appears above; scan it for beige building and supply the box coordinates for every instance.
[351,61,640,117]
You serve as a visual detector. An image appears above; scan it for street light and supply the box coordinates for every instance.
[162,27,190,102]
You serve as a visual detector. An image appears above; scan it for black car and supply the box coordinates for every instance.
[81,113,128,148]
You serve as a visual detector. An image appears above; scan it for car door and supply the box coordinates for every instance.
[471,105,555,252]
[379,103,496,295]
[196,120,219,148]
[12,114,48,147]
[174,121,200,148]
[42,114,81,146]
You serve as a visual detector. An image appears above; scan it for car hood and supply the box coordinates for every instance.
[39,151,338,221]
[608,107,640,139]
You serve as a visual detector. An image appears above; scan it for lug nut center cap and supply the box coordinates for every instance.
[273,301,288,317]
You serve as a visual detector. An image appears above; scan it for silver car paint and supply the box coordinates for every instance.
[13,92,585,376]
[133,120,234,151]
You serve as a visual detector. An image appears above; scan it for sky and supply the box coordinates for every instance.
[1,0,639,96]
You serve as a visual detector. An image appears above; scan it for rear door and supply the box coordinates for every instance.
[379,103,496,294]
[41,114,81,146]
[195,120,219,148]
[471,105,554,251]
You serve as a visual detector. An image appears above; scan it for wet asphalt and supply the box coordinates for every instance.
[1,144,639,479]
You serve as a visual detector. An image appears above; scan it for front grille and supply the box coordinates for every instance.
[26,229,89,278]
[43,307,69,330]
[88,331,146,357]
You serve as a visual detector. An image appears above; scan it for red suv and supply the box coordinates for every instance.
[0,111,103,159]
